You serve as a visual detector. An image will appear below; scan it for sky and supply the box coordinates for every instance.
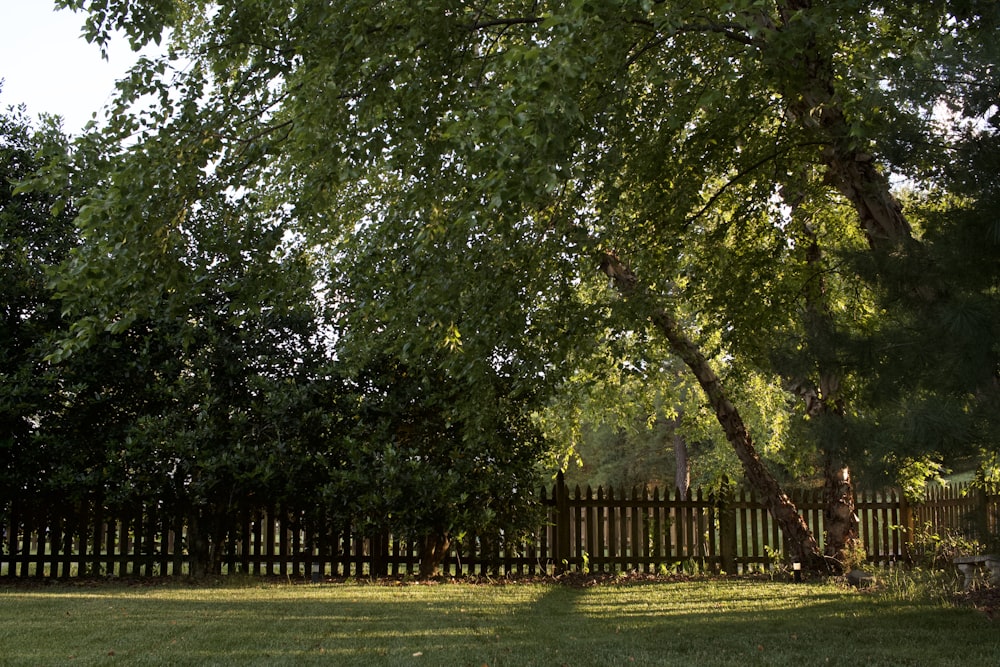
[0,1,147,133]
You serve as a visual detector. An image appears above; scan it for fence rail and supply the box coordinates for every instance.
[2,478,997,579]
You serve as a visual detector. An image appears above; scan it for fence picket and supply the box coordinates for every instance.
[651,487,662,569]
[618,486,628,568]
[695,487,706,569]
[585,486,596,570]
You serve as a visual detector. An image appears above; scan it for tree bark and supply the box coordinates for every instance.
[600,252,827,570]
[823,458,862,570]
[766,0,935,571]
[673,428,691,498]
[418,531,451,578]
[770,0,916,250]
[187,510,222,579]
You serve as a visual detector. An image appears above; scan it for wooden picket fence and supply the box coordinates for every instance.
[2,478,996,579]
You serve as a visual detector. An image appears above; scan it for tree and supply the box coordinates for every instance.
[47,0,1000,571]
[0,97,82,523]
[0,99,183,533]
[101,227,335,575]
[324,354,547,577]
[319,201,572,575]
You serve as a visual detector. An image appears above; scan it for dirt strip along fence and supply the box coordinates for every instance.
[2,477,997,579]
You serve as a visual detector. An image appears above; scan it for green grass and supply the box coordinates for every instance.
[0,576,996,666]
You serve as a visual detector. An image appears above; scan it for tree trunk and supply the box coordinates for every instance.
[187,510,221,579]
[770,0,916,250]
[418,531,451,578]
[600,252,827,571]
[770,1,942,569]
[651,306,825,569]
[673,429,691,498]
[787,184,862,573]
[823,459,862,571]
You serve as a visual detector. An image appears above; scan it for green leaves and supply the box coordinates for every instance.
[55,0,175,53]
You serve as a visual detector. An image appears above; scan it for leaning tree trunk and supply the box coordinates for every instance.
[600,252,827,571]
[650,306,826,570]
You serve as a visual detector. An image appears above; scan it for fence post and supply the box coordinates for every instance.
[555,471,570,573]
[370,530,389,578]
[974,486,991,547]
[898,489,915,564]
[717,476,737,574]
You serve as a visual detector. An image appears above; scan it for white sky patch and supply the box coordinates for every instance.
[0,1,150,133]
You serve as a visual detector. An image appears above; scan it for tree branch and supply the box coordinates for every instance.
[673,23,755,47]
[682,149,784,228]
[465,16,543,31]
[629,16,756,47]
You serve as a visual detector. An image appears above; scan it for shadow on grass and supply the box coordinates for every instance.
[1,579,996,666]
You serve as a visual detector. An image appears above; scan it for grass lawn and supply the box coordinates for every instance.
[0,575,997,666]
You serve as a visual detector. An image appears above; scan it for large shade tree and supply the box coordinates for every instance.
[46,0,1000,570]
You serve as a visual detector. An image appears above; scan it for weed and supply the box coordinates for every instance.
[908,522,984,569]
[875,565,961,605]
[839,539,869,573]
